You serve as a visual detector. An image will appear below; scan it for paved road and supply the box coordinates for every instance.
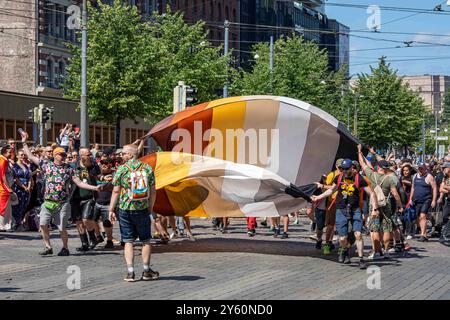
[1,217,449,300]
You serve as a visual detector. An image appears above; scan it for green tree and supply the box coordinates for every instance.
[64,1,231,147]
[352,57,426,150]
[441,89,450,125]
[230,34,348,120]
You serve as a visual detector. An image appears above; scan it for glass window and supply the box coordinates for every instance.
[102,127,109,145]
[5,120,15,141]
[47,59,54,88]
[110,128,115,146]
[89,126,95,145]
[95,126,101,145]
[26,121,34,141]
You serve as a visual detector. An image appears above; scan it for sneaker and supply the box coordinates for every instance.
[221,227,228,234]
[323,243,331,255]
[268,226,275,234]
[97,235,104,243]
[141,269,160,281]
[406,235,413,240]
[344,250,351,264]
[280,232,288,239]
[89,238,99,250]
[383,251,390,259]
[294,219,300,225]
[417,236,429,242]
[76,244,90,252]
[315,240,322,250]
[39,247,53,256]
[104,240,114,249]
[404,243,412,251]
[368,251,383,260]
[327,241,335,251]
[387,247,397,254]
[124,272,136,282]
[338,247,346,263]
[169,231,179,240]
[394,245,404,254]
[186,231,196,241]
[57,248,70,256]
[247,229,255,237]
[359,258,367,270]
[273,227,280,238]
[260,220,268,227]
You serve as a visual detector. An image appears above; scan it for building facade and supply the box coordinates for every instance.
[402,75,450,113]
[0,0,152,146]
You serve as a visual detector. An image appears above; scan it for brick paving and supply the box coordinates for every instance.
[0,217,449,300]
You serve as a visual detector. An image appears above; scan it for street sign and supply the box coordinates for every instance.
[435,136,448,141]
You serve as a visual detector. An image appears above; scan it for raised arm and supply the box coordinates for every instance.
[20,131,40,166]
[357,144,369,172]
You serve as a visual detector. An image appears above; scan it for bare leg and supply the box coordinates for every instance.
[60,230,69,249]
[124,243,134,267]
[40,225,51,248]
[141,242,151,265]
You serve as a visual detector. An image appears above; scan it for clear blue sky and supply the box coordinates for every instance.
[325,0,450,77]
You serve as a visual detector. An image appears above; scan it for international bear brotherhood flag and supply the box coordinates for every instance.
[142,95,362,217]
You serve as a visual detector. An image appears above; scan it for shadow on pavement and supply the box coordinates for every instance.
[158,275,205,281]
[0,287,53,294]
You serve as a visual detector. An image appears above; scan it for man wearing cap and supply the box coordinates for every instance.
[312,158,378,269]
[21,131,100,256]
[438,162,450,246]
[410,162,437,242]
[358,145,404,259]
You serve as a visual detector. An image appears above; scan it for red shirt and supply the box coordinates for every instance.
[0,155,10,195]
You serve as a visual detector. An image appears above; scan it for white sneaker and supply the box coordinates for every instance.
[387,247,396,254]
[406,235,413,240]
[368,252,383,260]
[186,231,196,241]
[293,219,299,225]
[169,231,179,240]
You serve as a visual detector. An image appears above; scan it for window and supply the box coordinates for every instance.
[218,2,222,21]
[5,120,15,141]
[225,5,229,20]
[0,120,4,140]
[47,58,54,88]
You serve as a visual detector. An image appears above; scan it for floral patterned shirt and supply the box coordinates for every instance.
[41,161,74,202]
[112,159,154,211]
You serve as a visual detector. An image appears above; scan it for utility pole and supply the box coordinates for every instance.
[353,95,358,137]
[38,104,44,145]
[173,81,185,113]
[80,0,89,147]
[269,35,274,93]
[435,110,439,157]
[223,20,229,98]
[422,117,426,162]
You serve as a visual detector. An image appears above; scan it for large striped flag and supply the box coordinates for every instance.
[142,152,315,218]
[143,95,362,217]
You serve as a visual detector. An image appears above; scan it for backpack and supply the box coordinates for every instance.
[330,173,365,210]
[373,174,388,207]
[124,163,149,201]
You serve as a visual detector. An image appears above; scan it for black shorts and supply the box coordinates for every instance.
[414,200,432,215]
[71,199,95,221]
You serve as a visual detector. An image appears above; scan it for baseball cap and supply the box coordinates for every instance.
[336,158,344,167]
[442,162,450,169]
[340,159,353,170]
[377,160,391,169]
[53,147,66,156]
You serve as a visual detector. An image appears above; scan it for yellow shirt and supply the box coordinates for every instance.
[326,169,340,200]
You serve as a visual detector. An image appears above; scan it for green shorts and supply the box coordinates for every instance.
[368,204,394,233]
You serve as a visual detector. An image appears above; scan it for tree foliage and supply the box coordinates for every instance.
[63,1,230,146]
[230,34,348,120]
[351,57,427,149]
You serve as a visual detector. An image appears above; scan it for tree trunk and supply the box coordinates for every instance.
[115,116,121,149]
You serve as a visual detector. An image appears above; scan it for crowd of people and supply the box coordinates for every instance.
[1,127,450,280]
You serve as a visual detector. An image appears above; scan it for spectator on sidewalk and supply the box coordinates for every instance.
[0,143,15,232]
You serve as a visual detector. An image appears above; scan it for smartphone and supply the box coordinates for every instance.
[18,128,25,136]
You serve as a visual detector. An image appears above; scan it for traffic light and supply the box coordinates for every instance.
[185,86,198,107]
[28,107,39,123]
[42,106,54,130]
